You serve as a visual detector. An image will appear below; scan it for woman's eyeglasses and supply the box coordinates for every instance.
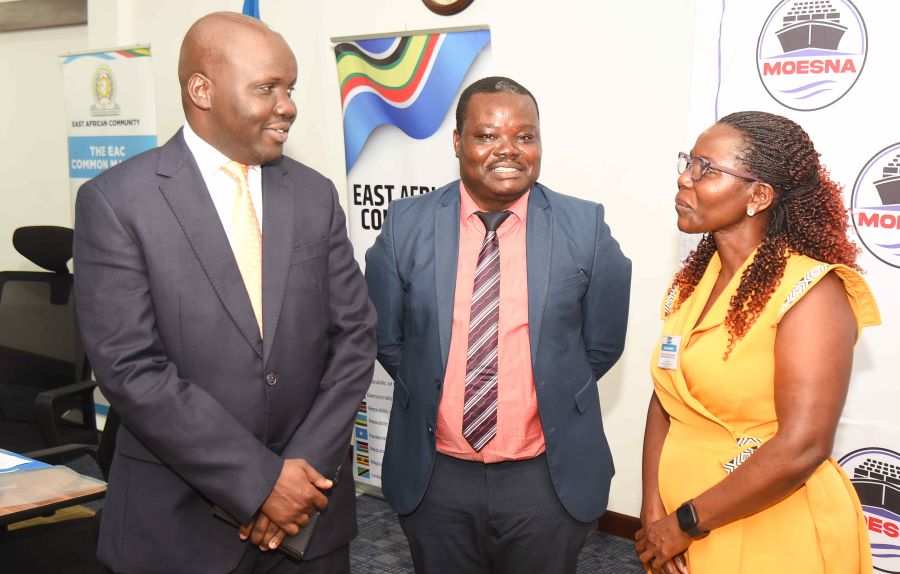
[677,152,759,182]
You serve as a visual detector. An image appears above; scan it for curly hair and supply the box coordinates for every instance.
[668,111,860,358]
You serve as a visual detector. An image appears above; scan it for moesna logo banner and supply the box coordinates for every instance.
[757,0,867,111]
[839,447,900,573]
[852,143,900,270]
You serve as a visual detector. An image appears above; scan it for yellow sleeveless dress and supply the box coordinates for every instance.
[651,251,880,573]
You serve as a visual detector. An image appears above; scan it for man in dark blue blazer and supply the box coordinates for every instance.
[365,77,632,573]
[74,13,375,574]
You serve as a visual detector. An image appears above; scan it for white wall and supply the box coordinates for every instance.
[4,0,699,516]
[0,24,87,271]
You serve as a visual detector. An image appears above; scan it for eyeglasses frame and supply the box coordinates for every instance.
[677,152,759,182]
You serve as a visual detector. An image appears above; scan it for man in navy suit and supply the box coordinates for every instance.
[365,76,632,573]
[74,12,375,573]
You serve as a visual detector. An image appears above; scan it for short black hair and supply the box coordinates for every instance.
[455,76,539,133]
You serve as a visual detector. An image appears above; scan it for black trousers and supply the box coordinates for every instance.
[229,542,349,574]
[109,539,348,574]
[399,453,596,574]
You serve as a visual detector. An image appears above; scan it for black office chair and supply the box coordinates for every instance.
[0,226,100,455]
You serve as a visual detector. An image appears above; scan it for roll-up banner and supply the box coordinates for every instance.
[60,45,158,424]
[61,46,158,210]
[690,2,898,568]
[333,27,491,492]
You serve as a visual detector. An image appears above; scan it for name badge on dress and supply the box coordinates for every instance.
[657,335,682,370]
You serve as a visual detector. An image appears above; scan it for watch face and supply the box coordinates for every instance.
[422,0,475,15]
[676,500,707,538]
[676,501,697,531]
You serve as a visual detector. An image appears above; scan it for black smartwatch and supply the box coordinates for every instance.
[675,500,708,538]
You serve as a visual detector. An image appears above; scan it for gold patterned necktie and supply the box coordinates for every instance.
[221,161,263,335]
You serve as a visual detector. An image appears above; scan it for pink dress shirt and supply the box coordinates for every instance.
[435,183,545,463]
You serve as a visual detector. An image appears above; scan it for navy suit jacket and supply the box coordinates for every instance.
[74,131,376,573]
[365,181,631,523]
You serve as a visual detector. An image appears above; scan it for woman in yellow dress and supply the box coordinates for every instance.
[635,111,880,574]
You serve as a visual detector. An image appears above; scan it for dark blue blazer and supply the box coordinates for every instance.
[365,181,631,523]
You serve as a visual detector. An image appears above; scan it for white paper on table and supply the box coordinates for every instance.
[0,451,36,472]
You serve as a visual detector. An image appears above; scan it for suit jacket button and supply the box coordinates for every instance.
[266,373,278,386]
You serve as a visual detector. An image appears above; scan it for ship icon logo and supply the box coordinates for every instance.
[839,448,900,572]
[874,155,900,207]
[852,143,900,270]
[776,1,847,53]
[757,0,867,111]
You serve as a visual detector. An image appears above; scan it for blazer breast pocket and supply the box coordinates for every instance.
[548,270,588,295]
[290,237,329,268]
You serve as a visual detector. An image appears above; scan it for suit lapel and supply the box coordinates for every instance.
[261,160,294,366]
[157,131,263,358]
[434,184,461,371]
[526,184,552,362]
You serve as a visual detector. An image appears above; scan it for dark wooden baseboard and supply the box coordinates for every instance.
[597,509,641,540]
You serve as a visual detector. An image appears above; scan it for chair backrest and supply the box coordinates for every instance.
[0,226,86,425]
[0,273,83,383]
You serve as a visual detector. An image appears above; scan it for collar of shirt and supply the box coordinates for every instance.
[182,122,261,181]
[458,181,530,234]
[182,122,263,236]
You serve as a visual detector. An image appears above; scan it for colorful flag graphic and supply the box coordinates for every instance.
[357,466,370,478]
[335,29,491,172]
[355,427,368,441]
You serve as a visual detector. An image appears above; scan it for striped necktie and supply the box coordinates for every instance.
[221,161,263,335]
[463,210,510,452]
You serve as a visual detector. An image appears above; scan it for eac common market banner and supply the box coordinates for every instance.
[333,27,491,491]
[60,45,158,424]
[690,1,899,569]
[61,46,158,208]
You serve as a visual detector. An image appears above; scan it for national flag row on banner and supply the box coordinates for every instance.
[355,401,370,478]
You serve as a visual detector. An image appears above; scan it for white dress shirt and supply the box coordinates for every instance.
[182,123,263,247]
